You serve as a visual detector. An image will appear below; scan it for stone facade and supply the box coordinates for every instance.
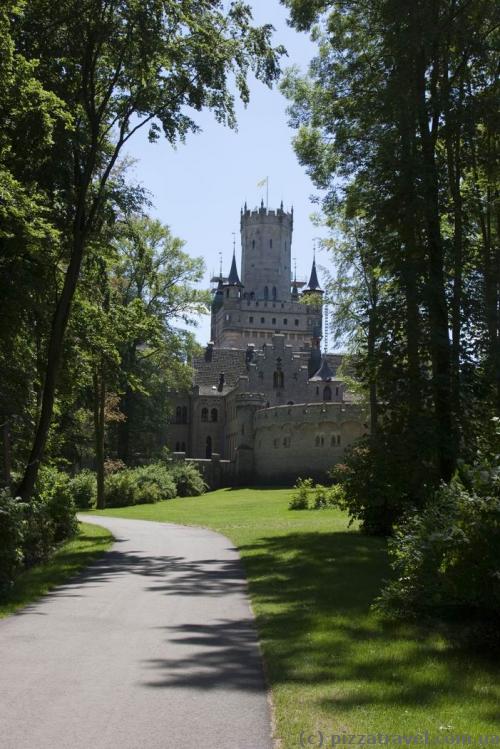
[167,204,367,485]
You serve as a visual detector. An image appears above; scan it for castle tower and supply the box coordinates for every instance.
[240,200,293,301]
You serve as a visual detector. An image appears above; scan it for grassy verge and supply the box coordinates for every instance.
[88,488,500,746]
[0,521,113,619]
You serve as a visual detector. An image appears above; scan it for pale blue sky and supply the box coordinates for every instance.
[125,1,327,344]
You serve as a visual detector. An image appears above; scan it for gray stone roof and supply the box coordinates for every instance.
[192,348,248,388]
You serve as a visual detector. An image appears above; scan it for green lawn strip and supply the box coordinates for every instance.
[0,522,113,619]
[88,489,500,746]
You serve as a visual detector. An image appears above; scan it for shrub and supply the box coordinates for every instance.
[36,466,77,543]
[312,483,347,509]
[0,490,25,595]
[22,497,55,566]
[131,464,177,502]
[169,462,206,497]
[103,464,177,507]
[104,470,138,508]
[289,477,313,510]
[68,470,96,510]
[330,436,416,535]
[377,423,500,631]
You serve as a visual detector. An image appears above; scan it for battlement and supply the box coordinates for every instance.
[241,202,293,228]
[255,401,366,426]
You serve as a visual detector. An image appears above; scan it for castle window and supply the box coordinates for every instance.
[175,406,182,423]
[337,434,341,445]
[287,401,294,405]
[249,316,254,323]
[182,406,188,423]
[283,318,288,325]
[336,387,340,397]
[252,239,255,249]
[270,239,273,248]
[272,318,276,324]
[250,292,255,300]
[175,442,180,451]
[206,436,212,459]
[181,442,186,452]
[323,386,332,401]
[241,424,245,435]
[272,287,277,300]
[273,438,279,448]
[295,319,299,326]
[201,407,208,422]
[273,370,285,389]
[316,387,319,396]
[226,289,229,298]
[315,435,321,447]
[261,317,265,324]
[211,408,218,423]
[264,286,269,300]
[283,436,291,448]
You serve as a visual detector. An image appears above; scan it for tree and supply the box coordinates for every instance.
[281,0,499,524]
[13,0,284,499]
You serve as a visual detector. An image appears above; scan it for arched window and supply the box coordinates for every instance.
[273,371,285,389]
[336,387,340,397]
[287,401,294,405]
[323,386,332,401]
[252,239,255,249]
[211,408,218,423]
[315,435,321,447]
[175,406,182,423]
[206,436,212,459]
[270,239,273,248]
[272,287,277,300]
[264,286,269,300]
[181,442,186,452]
[201,407,208,422]
[250,291,255,300]
[181,406,187,423]
[175,442,180,451]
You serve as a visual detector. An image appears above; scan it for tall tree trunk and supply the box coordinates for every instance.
[416,51,455,482]
[93,368,106,510]
[16,230,87,500]
[2,419,11,488]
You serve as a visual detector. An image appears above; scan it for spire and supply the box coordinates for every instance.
[310,355,334,382]
[227,250,242,286]
[307,256,320,291]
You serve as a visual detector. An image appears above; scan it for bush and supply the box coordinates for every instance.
[312,483,347,509]
[36,466,77,543]
[104,470,138,508]
[103,464,177,507]
[0,490,25,595]
[131,464,177,502]
[289,478,313,510]
[68,470,96,510]
[169,462,206,497]
[377,425,500,629]
[22,497,56,566]
[330,436,416,535]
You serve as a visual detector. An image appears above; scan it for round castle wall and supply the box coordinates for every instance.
[253,402,366,483]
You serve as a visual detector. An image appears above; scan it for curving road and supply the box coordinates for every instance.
[0,516,273,749]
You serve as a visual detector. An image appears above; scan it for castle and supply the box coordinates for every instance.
[167,202,367,485]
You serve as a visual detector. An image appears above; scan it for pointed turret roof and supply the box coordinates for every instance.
[307,257,321,291]
[227,251,242,286]
[310,355,334,382]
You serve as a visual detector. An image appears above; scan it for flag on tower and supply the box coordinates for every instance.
[257,177,268,188]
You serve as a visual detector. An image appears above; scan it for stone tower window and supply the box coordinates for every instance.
[273,370,285,389]
[249,316,254,323]
[182,406,187,423]
[176,406,182,423]
[283,318,288,325]
[201,407,208,422]
[272,287,277,300]
[323,386,332,401]
[252,239,255,249]
[206,436,212,458]
[261,317,265,324]
[270,239,273,248]
[264,286,269,300]
[211,408,218,423]
[294,319,299,326]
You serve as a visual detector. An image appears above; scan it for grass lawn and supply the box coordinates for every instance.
[89,488,500,747]
[0,522,113,619]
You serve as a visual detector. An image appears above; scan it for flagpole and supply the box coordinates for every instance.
[266,177,269,210]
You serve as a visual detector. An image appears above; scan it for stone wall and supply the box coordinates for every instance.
[253,402,367,484]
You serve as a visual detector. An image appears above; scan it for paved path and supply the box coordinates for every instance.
[0,516,273,749]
